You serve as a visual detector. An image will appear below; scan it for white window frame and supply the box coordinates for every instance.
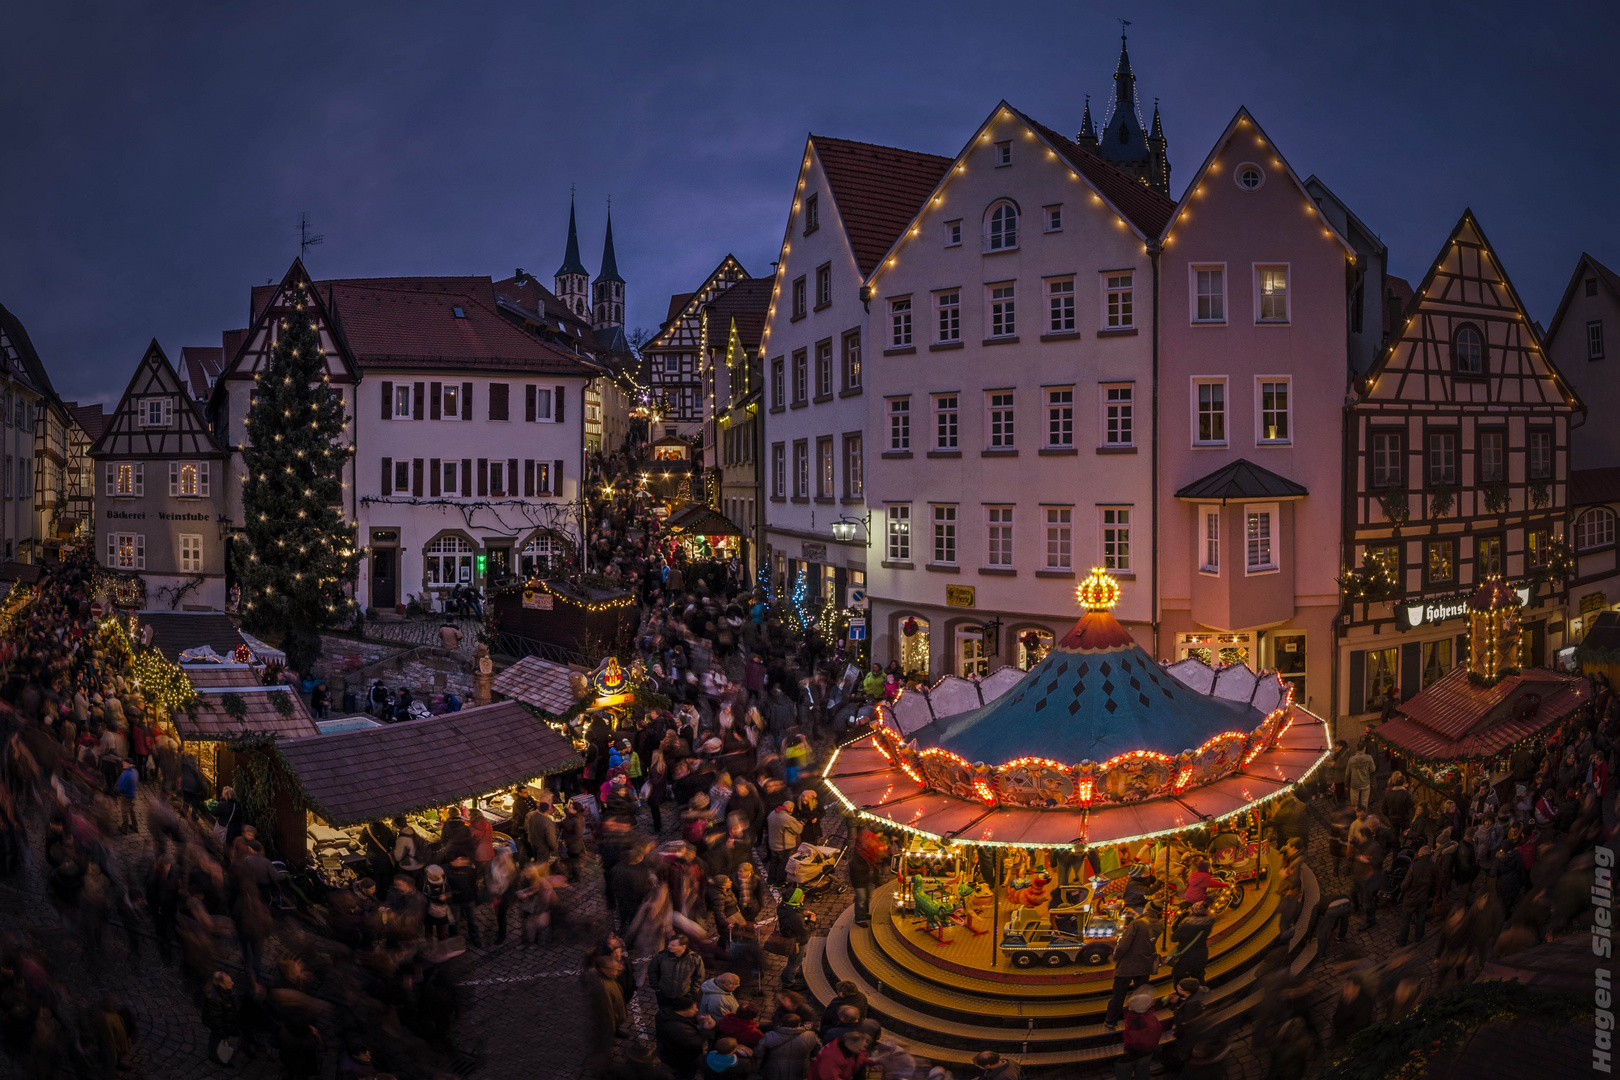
[890,298,913,347]
[1101,384,1134,448]
[931,504,958,566]
[142,397,173,428]
[816,340,833,398]
[441,383,459,419]
[108,461,143,497]
[888,397,911,451]
[985,505,1014,567]
[1255,264,1290,323]
[1047,276,1075,334]
[886,503,911,562]
[392,384,412,419]
[1576,508,1616,551]
[532,387,554,420]
[793,442,809,499]
[984,202,1018,252]
[986,390,1015,449]
[1192,377,1228,447]
[1100,507,1132,573]
[771,443,785,498]
[933,394,959,450]
[393,460,410,492]
[442,460,459,495]
[945,220,962,247]
[1044,205,1063,232]
[792,351,807,403]
[844,433,863,498]
[178,534,203,573]
[935,291,961,343]
[1044,505,1072,570]
[108,532,145,571]
[817,438,835,499]
[1046,387,1074,448]
[1101,270,1134,329]
[1245,502,1280,574]
[1255,376,1291,445]
[987,282,1015,338]
[994,140,1012,166]
[1199,505,1220,575]
[1191,264,1226,324]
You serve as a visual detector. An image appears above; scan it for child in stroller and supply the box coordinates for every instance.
[1379,846,1415,905]
[784,841,846,896]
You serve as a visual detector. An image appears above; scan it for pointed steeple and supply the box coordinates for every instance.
[1078,95,1097,149]
[556,196,588,278]
[1113,34,1136,107]
[1149,100,1164,142]
[594,210,624,284]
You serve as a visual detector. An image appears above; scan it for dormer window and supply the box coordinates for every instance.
[985,201,1019,252]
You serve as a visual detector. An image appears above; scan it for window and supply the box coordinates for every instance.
[1235,162,1265,191]
[815,341,833,398]
[932,505,957,564]
[1104,272,1134,328]
[1528,528,1552,569]
[1046,388,1074,448]
[520,535,561,577]
[1195,380,1226,444]
[1194,267,1225,322]
[1428,432,1457,486]
[887,504,911,562]
[793,441,808,499]
[179,534,203,573]
[889,397,911,451]
[441,383,459,418]
[425,535,475,586]
[1452,324,1484,375]
[803,192,818,234]
[664,356,679,374]
[946,220,962,246]
[987,391,1014,448]
[1367,545,1400,577]
[1257,267,1289,322]
[792,277,806,319]
[817,438,834,499]
[1372,430,1403,487]
[771,358,784,408]
[994,140,1012,166]
[1044,506,1071,569]
[393,460,410,492]
[108,533,144,571]
[816,264,832,309]
[530,387,553,420]
[771,443,785,497]
[936,291,961,342]
[890,298,912,347]
[143,397,173,427]
[934,395,958,450]
[109,462,141,497]
[844,434,863,497]
[1047,278,1075,333]
[988,283,1015,337]
[842,331,861,390]
[1577,508,1616,550]
[442,460,459,495]
[1589,278,1601,297]
[1201,507,1220,572]
[1245,505,1277,572]
[1590,321,1606,360]
[986,202,1018,251]
[1101,508,1131,571]
[1045,205,1062,231]
[1476,535,1503,578]
[170,461,209,498]
[1422,639,1451,688]
[792,350,807,404]
[986,506,1014,566]
[1426,539,1455,583]
[1258,379,1290,443]
[489,460,508,496]
[1478,430,1505,483]
[1365,647,1398,711]
[393,384,412,418]
[1103,385,1133,447]
[1528,430,1553,480]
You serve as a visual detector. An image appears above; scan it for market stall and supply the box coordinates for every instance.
[487,577,637,658]
[660,503,743,563]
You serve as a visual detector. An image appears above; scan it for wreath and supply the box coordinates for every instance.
[903,617,919,638]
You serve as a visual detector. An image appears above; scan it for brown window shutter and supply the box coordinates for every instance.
[525,385,536,422]
[461,458,471,495]
[554,458,563,495]
[508,458,518,493]
[524,460,534,496]
[430,458,441,496]
[490,383,509,421]
[555,385,565,423]
[381,381,393,420]
[413,382,425,420]
[430,382,442,420]
[462,382,473,420]
[381,457,392,495]
[477,458,488,496]
[412,458,423,497]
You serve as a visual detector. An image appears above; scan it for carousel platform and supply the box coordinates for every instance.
[805,858,1320,1068]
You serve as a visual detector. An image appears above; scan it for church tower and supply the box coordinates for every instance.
[592,209,625,330]
[1095,35,1170,195]
[555,195,589,319]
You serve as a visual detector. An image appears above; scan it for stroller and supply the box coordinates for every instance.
[784,842,847,896]
[1378,846,1415,905]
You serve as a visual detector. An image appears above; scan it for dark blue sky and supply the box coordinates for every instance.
[5,2,1616,404]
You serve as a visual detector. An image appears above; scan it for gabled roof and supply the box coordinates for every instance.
[1377,665,1589,762]
[1159,108,1355,254]
[0,302,59,401]
[63,402,106,441]
[1571,467,1620,508]
[492,272,597,346]
[811,136,953,276]
[702,278,772,351]
[491,656,579,715]
[216,259,362,395]
[1544,252,1620,348]
[647,257,748,350]
[664,504,742,537]
[89,340,225,459]
[665,293,695,323]
[178,677,321,743]
[1018,112,1176,238]
[1174,458,1309,501]
[178,346,222,400]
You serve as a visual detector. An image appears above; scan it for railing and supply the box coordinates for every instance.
[489,631,589,667]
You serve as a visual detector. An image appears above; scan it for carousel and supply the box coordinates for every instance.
[810,571,1332,1066]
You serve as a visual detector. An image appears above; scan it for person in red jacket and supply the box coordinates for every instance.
[808,1030,869,1080]
[713,1003,764,1049]
[1117,990,1163,1079]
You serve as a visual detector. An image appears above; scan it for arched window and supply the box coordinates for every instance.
[985,201,1019,251]
[1452,324,1485,375]
[1577,507,1616,551]
[520,533,565,578]
[424,534,474,586]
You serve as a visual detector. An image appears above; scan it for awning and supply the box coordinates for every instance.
[664,504,743,537]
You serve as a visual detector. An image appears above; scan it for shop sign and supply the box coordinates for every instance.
[945,585,975,608]
[521,587,553,610]
[1583,592,1607,617]
[801,542,827,561]
[1399,596,1469,629]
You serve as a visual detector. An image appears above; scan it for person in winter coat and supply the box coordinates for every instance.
[114,760,139,833]
[608,1039,677,1080]
[560,800,589,882]
[527,800,560,868]
[1170,901,1215,985]
[733,861,766,924]
[700,1036,753,1080]
[755,1013,819,1080]
[655,1001,712,1080]
[201,971,240,1062]
[1346,746,1375,810]
[648,934,706,1008]
[1398,846,1437,945]
[698,972,741,1024]
[1381,773,1415,838]
[446,855,483,947]
[1493,845,1526,910]
[767,802,804,885]
[777,889,815,990]
[1329,740,1351,804]
[809,1031,870,1080]
[1116,990,1162,1080]
[706,874,744,948]
[715,1003,765,1050]
[584,954,630,1075]
[1104,902,1163,1028]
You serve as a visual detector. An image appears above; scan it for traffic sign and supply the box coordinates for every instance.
[849,588,867,609]
[848,617,866,640]
[89,601,104,618]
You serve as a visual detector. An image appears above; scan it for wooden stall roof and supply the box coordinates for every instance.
[183,665,260,689]
[490,656,579,715]
[275,701,581,825]
[138,612,246,662]
[1376,666,1590,762]
[176,680,320,742]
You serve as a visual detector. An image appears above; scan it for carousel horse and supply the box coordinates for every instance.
[910,874,961,945]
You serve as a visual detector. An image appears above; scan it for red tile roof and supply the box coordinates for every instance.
[1018,114,1176,238]
[222,329,248,367]
[812,136,953,277]
[63,402,105,440]
[178,346,222,400]
[1376,666,1590,761]
[665,293,695,324]
[702,278,772,351]
[1572,466,1620,507]
[491,274,596,340]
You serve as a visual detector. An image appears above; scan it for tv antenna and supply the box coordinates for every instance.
[299,212,324,260]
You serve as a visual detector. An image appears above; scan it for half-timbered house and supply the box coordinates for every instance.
[644,256,748,441]
[1340,211,1583,728]
[699,278,771,567]
[91,342,227,610]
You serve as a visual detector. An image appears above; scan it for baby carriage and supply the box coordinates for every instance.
[784,842,846,895]
[1379,846,1415,905]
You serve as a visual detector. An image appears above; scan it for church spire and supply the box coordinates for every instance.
[594,209,624,285]
[555,192,589,319]
[1078,94,1097,149]
[1113,34,1136,108]
[556,194,588,278]
[1149,100,1164,141]
[591,203,625,331]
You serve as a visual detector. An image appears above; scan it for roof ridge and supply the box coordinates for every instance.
[810,133,952,162]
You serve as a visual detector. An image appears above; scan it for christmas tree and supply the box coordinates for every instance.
[238,280,358,674]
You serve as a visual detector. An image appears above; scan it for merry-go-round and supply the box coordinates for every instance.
[806,570,1332,1067]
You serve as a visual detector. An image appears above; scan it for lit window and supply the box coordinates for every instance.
[987,506,1014,566]
[1048,278,1075,333]
[1528,529,1552,569]
[1258,267,1288,321]
[842,331,861,390]
[1104,272,1133,328]
[425,535,475,586]
[521,535,561,577]
[1045,507,1071,569]
[890,298,912,347]
[393,385,412,418]
[987,392,1014,448]
[1426,540,1454,583]
[1246,506,1277,572]
[887,504,911,562]
[1046,388,1073,448]
[1422,640,1451,688]
[1259,380,1289,442]
[1102,508,1130,571]
[932,505,957,564]
[1476,535,1503,577]
[442,384,459,418]
[1103,385,1133,447]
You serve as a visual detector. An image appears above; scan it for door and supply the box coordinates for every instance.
[371,549,397,610]
[487,545,512,587]
[957,628,990,678]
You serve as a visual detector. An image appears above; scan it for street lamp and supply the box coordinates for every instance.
[830,518,859,542]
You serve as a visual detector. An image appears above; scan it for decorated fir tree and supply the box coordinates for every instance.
[238,281,358,673]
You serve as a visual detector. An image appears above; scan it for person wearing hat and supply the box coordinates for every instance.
[776,887,816,991]
[1117,990,1162,1079]
[1103,901,1164,1030]
[422,864,453,940]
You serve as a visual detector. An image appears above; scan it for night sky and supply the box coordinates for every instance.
[5,2,1616,405]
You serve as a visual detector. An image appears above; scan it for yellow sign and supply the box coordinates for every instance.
[1583,592,1606,617]
[945,585,975,608]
